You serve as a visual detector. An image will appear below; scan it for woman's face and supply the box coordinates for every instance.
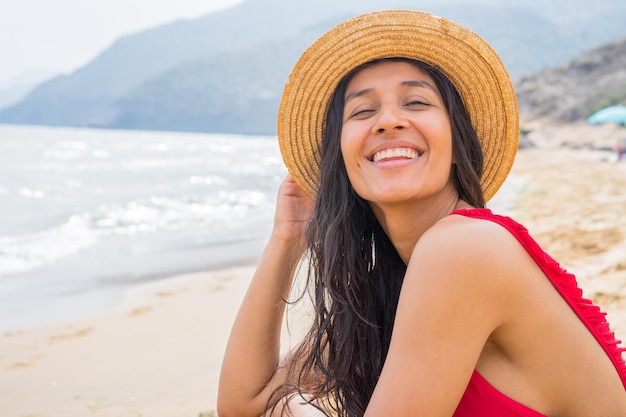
[340,60,455,208]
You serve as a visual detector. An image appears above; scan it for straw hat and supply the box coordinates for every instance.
[277,9,519,201]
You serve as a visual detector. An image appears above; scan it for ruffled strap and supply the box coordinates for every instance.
[452,208,626,388]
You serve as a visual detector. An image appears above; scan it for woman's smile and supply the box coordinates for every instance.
[371,146,422,163]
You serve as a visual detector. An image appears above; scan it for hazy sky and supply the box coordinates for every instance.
[0,0,244,83]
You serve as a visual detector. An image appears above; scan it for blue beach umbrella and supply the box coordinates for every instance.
[587,105,626,126]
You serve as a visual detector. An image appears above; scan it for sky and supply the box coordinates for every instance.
[0,0,244,83]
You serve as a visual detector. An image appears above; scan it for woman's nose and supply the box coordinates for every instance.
[372,104,409,134]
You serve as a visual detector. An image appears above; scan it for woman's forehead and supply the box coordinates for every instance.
[345,61,439,99]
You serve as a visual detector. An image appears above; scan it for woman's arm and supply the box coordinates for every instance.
[364,216,520,417]
[217,176,314,417]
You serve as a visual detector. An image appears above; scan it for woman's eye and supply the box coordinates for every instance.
[351,108,375,118]
[406,100,428,107]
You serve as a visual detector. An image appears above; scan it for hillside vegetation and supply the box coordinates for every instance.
[517,36,626,123]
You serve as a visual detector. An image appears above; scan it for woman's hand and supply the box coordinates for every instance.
[272,174,315,248]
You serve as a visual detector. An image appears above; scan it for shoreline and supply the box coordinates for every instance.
[2,145,625,416]
[0,238,267,335]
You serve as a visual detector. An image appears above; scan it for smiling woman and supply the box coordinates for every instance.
[218,9,626,417]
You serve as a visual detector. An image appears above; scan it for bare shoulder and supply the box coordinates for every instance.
[412,213,529,271]
[406,213,537,312]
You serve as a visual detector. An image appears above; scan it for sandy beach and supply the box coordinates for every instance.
[2,124,626,417]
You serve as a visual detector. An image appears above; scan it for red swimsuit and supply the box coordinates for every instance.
[451,209,626,417]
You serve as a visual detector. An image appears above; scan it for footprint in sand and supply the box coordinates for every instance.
[128,306,153,316]
[6,355,42,370]
[49,327,94,344]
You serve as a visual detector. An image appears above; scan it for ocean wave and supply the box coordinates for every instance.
[0,189,273,278]
[0,215,97,277]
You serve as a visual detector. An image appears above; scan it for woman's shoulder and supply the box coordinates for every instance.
[411,208,535,290]
[417,208,525,257]
[399,209,537,349]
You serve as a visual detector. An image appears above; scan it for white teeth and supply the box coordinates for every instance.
[372,147,420,162]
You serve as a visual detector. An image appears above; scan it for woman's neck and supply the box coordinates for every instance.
[371,188,468,264]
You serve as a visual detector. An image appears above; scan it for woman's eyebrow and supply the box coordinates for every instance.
[345,80,437,103]
[401,79,437,92]
[345,88,372,103]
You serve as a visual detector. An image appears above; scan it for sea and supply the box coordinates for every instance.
[0,124,285,333]
[0,124,522,333]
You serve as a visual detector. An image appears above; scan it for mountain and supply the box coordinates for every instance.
[1,0,626,134]
[96,35,322,134]
[516,36,626,123]
[0,70,58,111]
[0,0,332,127]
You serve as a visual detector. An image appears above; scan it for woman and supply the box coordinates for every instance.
[218,10,626,417]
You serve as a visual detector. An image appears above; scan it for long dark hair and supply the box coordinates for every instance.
[271,58,485,416]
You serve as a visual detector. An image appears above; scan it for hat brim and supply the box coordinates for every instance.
[277,10,519,202]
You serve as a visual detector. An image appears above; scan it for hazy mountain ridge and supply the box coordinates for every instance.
[98,34,323,134]
[1,0,626,134]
